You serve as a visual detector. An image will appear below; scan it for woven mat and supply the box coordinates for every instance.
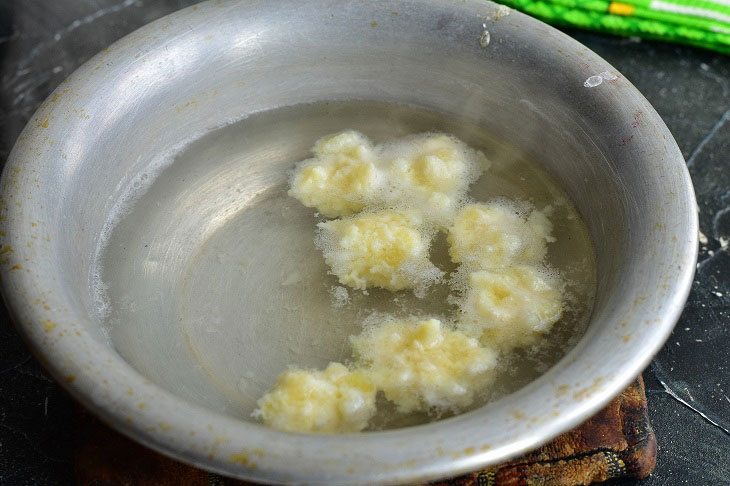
[498,0,730,55]
[74,377,655,486]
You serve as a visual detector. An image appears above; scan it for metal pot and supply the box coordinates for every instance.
[0,0,697,484]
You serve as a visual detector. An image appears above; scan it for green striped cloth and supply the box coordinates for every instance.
[497,0,730,54]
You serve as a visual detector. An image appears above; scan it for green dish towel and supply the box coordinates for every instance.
[498,0,730,54]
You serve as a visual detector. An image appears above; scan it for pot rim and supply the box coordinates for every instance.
[0,0,697,484]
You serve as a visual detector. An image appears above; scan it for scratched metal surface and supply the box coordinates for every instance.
[0,2,728,485]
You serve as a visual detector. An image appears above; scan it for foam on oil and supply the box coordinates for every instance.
[93,101,596,425]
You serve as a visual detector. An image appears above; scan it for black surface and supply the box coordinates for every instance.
[1,2,729,485]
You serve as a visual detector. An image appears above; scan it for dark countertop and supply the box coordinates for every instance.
[1,1,729,485]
